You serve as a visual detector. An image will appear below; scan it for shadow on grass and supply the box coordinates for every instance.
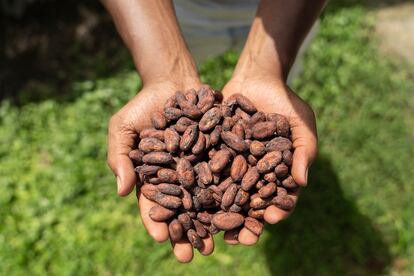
[263,155,391,275]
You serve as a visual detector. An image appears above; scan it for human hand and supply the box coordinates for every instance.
[107,79,215,262]
[221,75,318,246]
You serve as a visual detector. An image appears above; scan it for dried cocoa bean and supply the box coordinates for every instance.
[244,217,264,236]
[141,184,158,201]
[222,117,235,131]
[199,107,222,132]
[221,183,238,208]
[256,180,265,190]
[197,162,213,187]
[282,150,293,166]
[174,117,195,133]
[179,124,198,151]
[193,220,208,238]
[151,111,167,130]
[164,107,183,121]
[185,88,198,105]
[272,194,295,210]
[192,131,206,155]
[235,107,251,121]
[187,229,203,249]
[275,163,289,179]
[157,168,178,183]
[232,123,245,139]
[176,158,195,188]
[218,177,233,192]
[209,125,222,146]
[178,213,193,231]
[281,175,298,189]
[247,154,258,166]
[139,137,166,153]
[267,113,290,137]
[241,167,260,191]
[157,183,182,196]
[176,91,203,119]
[248,208,265,220]
[264,172,277,182]
[250,141,266,157]
[181,186,193,210]
[129,149,144,165]
[236,94,257,114]
[169,219,183,242]
[250,196,271,209]
[252,121,277,139]
[139,128,165,141]
[258,182,277,198]
[257,151,282,173]
[230,155,248,182]
[135,165,161,176]
[142,152,174,165]
[234,189,249,206]
[266,137,293,152]
[196,189,215,207]
[149,205,176,222]
[221,131,249,152]
[249,111,266,126]
[154,193,182,209]
[209,149,232,173]
[197,85,215,113]
[197,211,213,224]
[211,212,244,231]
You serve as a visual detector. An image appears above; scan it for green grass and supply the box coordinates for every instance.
[1,4,414,276]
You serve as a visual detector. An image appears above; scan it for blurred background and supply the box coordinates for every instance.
[1,0,413,275]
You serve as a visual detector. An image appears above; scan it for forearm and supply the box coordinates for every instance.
[101,0,198,85]
[234,0,326,82]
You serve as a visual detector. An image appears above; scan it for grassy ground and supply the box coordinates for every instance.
[1,3,414,276]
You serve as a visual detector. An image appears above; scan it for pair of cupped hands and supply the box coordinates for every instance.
[107,74,318,263]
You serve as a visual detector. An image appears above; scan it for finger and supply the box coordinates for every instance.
[171,238,194,263]
[138,193,169,242]
[238,227,259,246]
[290,125,318,187]
[264,191,300,224]
[107,115,137,196]
[198,234,215,256]
[224,229,240,245]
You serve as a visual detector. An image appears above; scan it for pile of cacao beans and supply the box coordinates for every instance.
[129,85,296,250]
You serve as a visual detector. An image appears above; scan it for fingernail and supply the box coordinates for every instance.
[116,176,122,193]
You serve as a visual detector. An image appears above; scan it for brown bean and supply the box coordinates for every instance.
[196,189,215,207]
[221,131,249,152]
[209,125,222,146]
[185,88,198,105]
[197,162,213,187]
[257,151,282,173]
[282,150,293,166]
[129,149,144,165]
[218,177,234,192]
[141,184,158,201]
[211,212,245,231]
[174,117,195,133]
[236,94,257,114]
[230,155,248,182]
[181,186,193,210]
[266,137,293,152]
[139,128,165,141]
[178,213,193,231]
[232,123,245,139]
[154,192,182,209]
[222,117,235,131]
[234,189,249,205]
[221,183,238,208]
[281,175,298,189]
[151,111,167,130]
[275,163,289,179]
[197,85,215,113]
[176,91,203,119]
[250,196,271,209]
[241,167,260,191]
[157,168,178,183]
[142,152,174,165]
[244,217,264,236]
[249,111,266,126]
[272,194,295,210]
[221,105,232,117]
[149,205,176,222]
[248,208,265,220]
[252,121,277,139]
[169,219,183,242]
[193,220,208,238]
[267,113,290,137]
[157,183,182,196]
[235,107,251,121]
[199,107,222,132]
[250,141,266,157]
[247,154,258,166]
[164,107,183,121]
[191,131,206,155]
[255,180,265,190]
[138,137,166,153]
[263,172,276,182]
[258,182,277,198]
[209,149,232,173]
[176,158,195,188]
[229,204,242,213]
[197,211,214,224]
[162,128,180,154]
[187,229,203,249]
[180,124,198,151]
[135,165,161,176]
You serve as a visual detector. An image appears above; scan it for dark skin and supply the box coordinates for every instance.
[102,0,325,262]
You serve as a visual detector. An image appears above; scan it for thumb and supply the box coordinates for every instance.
[107,115,138,196]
